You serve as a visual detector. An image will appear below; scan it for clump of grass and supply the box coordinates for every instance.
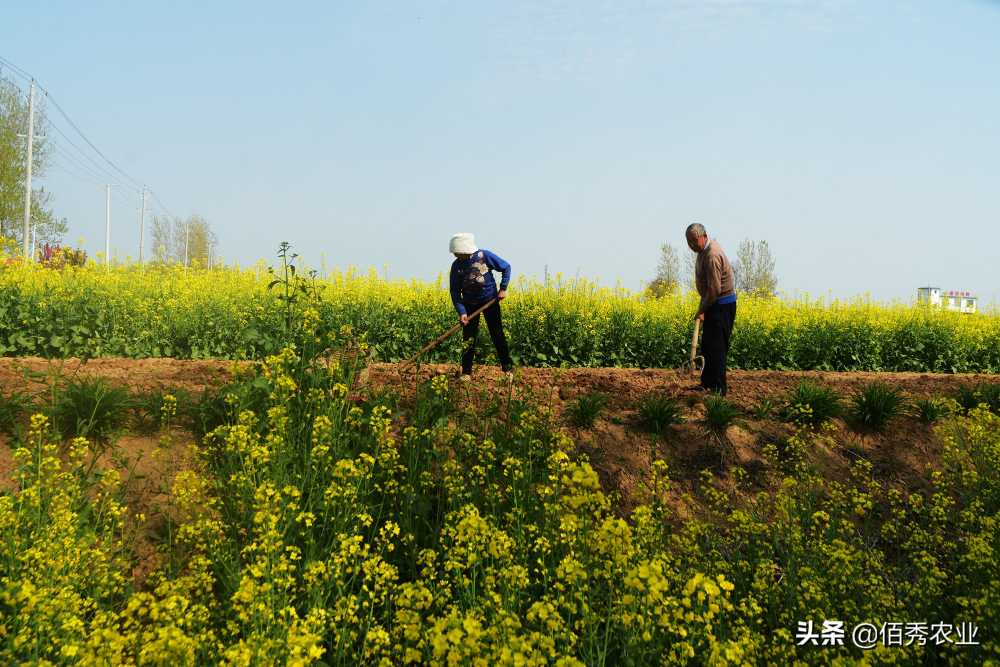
[975,382,1000,414]
[565,392,609,429]
[782,381,842,425]
[954,383,1000,415]
[637,394,685,434]
[130,388,190,435]
[51,377,131,444]
[955,385,981,413]
[914,396,955,424]
[0,391,34,436]
[704,395,741,431]
[412,375,454,429]
[752,398,776,420]
[850,382,906,432]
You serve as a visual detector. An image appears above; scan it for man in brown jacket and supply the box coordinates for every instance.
[686,223,737,395]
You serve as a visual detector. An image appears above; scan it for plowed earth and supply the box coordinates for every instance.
[1,357,994,520]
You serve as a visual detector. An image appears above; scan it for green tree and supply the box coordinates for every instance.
[151,213,217,267]
[734,238,778,297]
[0,74,67,250]
[645,242,682,298]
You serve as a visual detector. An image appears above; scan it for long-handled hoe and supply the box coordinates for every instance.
[681,318,705,376]
[398,298,498,376]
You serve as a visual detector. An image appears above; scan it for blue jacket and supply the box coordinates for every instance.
[449,249,511,316]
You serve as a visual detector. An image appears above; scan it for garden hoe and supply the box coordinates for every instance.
[681,318,705,376]
[398,298,498,375]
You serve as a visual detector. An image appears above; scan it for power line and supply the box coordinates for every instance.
[39,89,144,191]
[2,54,184,233]
[44,119,134,191]
[149,190,176,220]
[49,141,129,191]
[49,157,106,187]
[0,55,32,82]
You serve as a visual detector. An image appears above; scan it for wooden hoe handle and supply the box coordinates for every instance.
[401,298,498,369]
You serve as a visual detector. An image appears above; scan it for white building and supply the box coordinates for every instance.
[917,286,978,314]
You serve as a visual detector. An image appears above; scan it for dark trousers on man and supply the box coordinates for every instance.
[701,301,736,395]
[462,300,513,375]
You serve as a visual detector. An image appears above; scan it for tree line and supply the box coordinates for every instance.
[647,237,777,299]
[1,72,218,264]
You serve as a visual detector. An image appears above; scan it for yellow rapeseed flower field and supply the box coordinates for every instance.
[1,261,997,371]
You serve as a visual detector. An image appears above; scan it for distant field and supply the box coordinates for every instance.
[1,261,998,372]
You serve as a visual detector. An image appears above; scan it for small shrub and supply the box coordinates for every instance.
[186,379,269,440]
[565,392,609,429]
[752,398,775,419]
[704,395,741,431]
[914,396,955,424]
[851,382,906,432]
[955,385,981,414]
[412,375,453,429]
[0,391,34,436]
[975,382,1000,414]
[782,381,842,425]
[638,394,685,434]
[130,389,185,435]
[51,377,131,443]
[954,383,1000,415]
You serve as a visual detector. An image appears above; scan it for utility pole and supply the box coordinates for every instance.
[105,185,111,268]
[184,221,190,267]
[137,187,146,264]
[22,80,35,260]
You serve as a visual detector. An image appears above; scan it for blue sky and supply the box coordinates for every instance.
[2,0,999,303]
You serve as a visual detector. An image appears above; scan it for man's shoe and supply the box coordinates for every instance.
[458,373,472,382]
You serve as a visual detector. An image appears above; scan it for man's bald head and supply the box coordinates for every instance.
[685,223,708,252]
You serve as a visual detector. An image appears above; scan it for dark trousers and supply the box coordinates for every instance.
[462,300,513,374]
[701,301,736,395]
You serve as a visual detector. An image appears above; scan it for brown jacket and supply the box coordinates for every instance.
[695,240,735,314]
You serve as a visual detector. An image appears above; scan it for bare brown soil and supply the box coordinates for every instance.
[1,357,994,519]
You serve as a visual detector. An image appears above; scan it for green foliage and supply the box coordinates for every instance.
[751,397,775,419]
[0,74,67,248]
[412,374,454,429]
[637,394,685,434]
[0,390,33,435]
[914,396,955,424]
[50,376,131,443]
[975,382,1000,414]
[703,395,741,431]
[734,238,777,297]
[850,382,906,432]
[782,380,842,425]
[565,392,609,428]
[955,382,1000,415]
[3,252,1000,663]
[3,259,1000,371]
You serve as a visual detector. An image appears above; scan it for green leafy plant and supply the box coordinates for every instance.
[850,382,906,432]
[0,391,34,436]
[637,394,685,434]
[974,382,1000,414]
[129,389,181,435]
[914,396,955,424]
[782,380,842,425]
[751,398,775,419]
[50,377,131,444]
[954,383,1000,415]
[704,395,741,431]
[955,384,981,414]
[565,392,609,429]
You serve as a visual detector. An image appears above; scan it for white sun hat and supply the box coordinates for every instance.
[449,233,478,254]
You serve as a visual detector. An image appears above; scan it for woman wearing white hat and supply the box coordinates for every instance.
[448,233,514,378]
